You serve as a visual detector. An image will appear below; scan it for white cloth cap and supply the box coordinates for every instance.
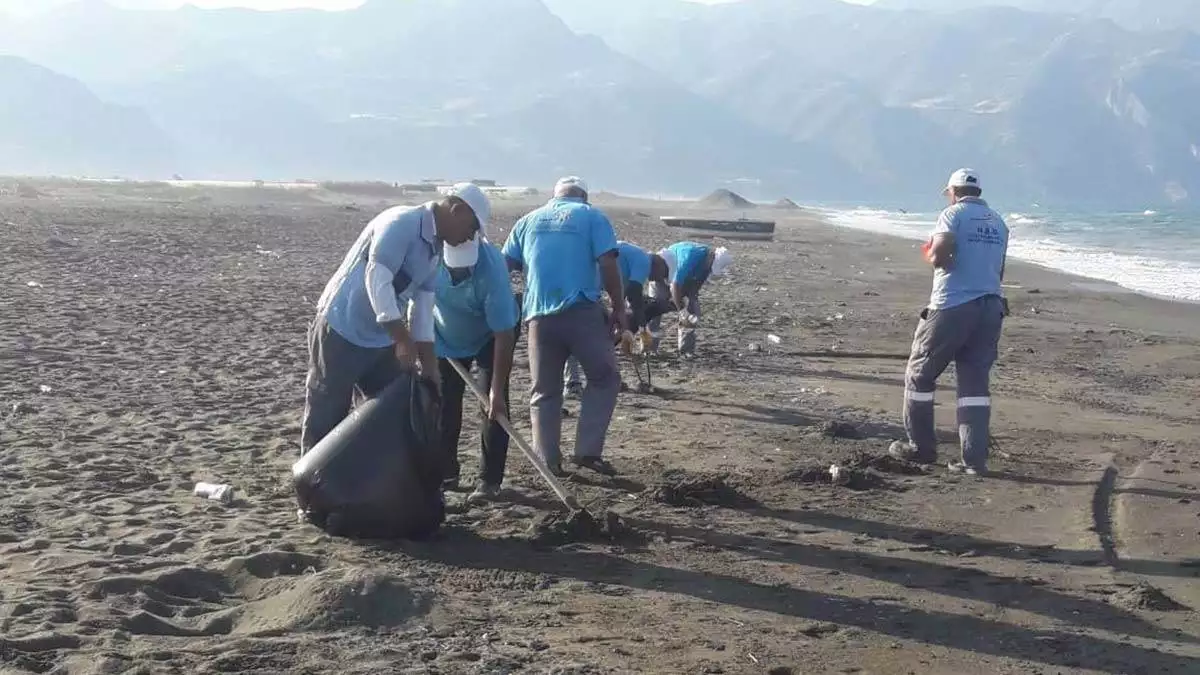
[449,182,491,236]
[443,235,480,268]
[944,168,981,192]
[554,176,589,197]
[711,246,733,277]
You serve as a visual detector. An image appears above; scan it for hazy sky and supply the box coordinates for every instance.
[84,0,875,9]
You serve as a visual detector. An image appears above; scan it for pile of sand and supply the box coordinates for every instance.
[774,198,802,209]
[695,188,755,210]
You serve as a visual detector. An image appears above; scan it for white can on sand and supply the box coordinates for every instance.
[194,482,234,504]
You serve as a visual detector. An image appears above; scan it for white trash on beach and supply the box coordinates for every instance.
[766,334,782,345]
[194,482,235,504]
[38,385,52,394]
[26,281,42,288]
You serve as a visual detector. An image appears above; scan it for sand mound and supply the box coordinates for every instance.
[83,553,428,639]
[846,451,929,476]
[1109,583,1188,612]
[648,469,758,508]
[528,510,639,547]
[774,198,802,209]
[785,464,885,491]
[696,188,755,210]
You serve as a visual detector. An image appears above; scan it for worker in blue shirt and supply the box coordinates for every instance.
[301,183,491,454]
[503,176,627,477]
[564,240,670,397]
[647,241,734,357]
[434,238,520,502]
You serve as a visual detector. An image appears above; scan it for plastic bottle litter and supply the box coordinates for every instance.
[766,334,782,345]
[194,482,235,504]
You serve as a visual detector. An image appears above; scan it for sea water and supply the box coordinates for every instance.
[818,206,1200,302]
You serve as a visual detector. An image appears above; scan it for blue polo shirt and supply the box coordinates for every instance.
[667,242,711,285]
[929,197,1009,310]
[616,241,652,287]
[317,203,441,348]
[502,197,618,321]
[433,241,519,359]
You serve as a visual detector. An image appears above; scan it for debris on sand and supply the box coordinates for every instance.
[785,464,884,491]
[528,510,638,547]
[696,189,755,210]
[845,451,929,476]
[1109,583,1189,612]
[821,420,861,440]
[648,470,758,508]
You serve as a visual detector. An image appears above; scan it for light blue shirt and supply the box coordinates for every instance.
[317,203,441,348]
[616,241,652,287]
[502,198,618,321]
[668,242,711,285]
[929,197,1009,310]
[434,241,519,359]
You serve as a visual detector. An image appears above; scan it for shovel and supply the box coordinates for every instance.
[446,359,584,512]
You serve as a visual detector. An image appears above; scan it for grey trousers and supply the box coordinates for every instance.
[648,280,702,355]
[528,302,621,464]
[300,318,403,454]
[903,295,1005,468]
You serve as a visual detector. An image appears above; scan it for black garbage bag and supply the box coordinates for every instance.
[292,372,445,539]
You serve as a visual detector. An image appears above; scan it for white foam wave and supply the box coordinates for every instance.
[823,207,1200,302]
[1006,212,1041,225]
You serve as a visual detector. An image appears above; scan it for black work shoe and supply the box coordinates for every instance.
[547,460,569,478]
[572,457,617,476]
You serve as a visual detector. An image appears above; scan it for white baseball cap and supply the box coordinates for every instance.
[711,246,733,277]
[554,176,589,197]
[944,168,981,193]
[442,182,490,269]
[448,182,491,236]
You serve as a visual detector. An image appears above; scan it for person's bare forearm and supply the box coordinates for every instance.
[599,256,626,317]
[490,329,515,400]
[671,282,686,311]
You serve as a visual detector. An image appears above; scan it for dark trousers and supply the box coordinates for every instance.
[301,317,403,454]
[437,331,518,487]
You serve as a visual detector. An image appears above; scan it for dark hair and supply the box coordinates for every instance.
[954,185,982,198]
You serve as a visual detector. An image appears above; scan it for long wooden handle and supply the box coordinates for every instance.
[446,359,582,511]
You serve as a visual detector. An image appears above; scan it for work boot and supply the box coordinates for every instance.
[547,459,569,478]
[468,483,501,504]
[573,457,617,476]
[888,440,935,465]
[947,461,986,477]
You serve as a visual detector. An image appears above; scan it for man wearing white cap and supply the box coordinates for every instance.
[647,241,734,357]
[503,176,627,476]
[434,232,520,501]
[300,183,491,454]
[889,168,1009,476]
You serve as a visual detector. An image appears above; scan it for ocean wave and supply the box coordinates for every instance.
[824,206,1200,302]
[1006,212,1041,225]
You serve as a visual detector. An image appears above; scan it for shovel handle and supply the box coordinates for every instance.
[446,358,581,511]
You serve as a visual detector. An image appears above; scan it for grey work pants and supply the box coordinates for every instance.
[647,280,702,355]
[903,295,1006,469]
[300,318,404,454]
[528,302,621,465]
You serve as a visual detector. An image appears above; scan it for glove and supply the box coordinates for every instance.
[618,330,635,355]
[637,328,653,353]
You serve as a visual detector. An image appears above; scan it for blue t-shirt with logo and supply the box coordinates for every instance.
[502,198,619,321]
[929,197,1009,310]
[434,241,519,359]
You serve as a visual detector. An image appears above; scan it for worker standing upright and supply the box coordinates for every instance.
[889,169,1009,476]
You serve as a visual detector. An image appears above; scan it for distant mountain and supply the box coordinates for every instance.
[0,56,176,177]
[1,0,1198,207]
[876,0,1200,33]
[0,0,860,196]
[548,1,1200,208]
